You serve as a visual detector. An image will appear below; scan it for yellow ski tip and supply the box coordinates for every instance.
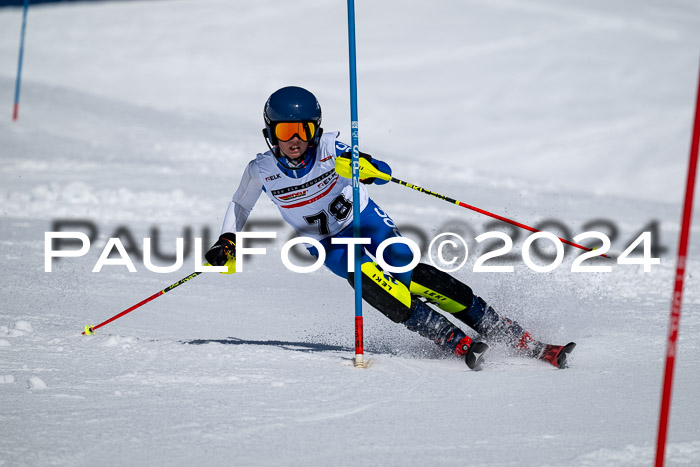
[83,325,94,335]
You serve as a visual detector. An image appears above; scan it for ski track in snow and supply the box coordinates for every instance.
[1,0,700,466]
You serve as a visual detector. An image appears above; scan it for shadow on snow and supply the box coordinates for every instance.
[183,337,353,354]
[182,337,450,360]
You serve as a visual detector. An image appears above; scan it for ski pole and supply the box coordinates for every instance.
[335,157,610,258]
[82,253,235,335]
[82,270,203,335]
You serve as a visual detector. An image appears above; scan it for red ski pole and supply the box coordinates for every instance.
[82,271,202,335]
[390,177,609,257]
[336,158,609,257]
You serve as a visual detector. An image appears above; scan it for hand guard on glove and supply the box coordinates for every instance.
[205,232,237,266]
[338,151,392,185]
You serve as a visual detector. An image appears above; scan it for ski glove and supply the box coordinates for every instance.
[338,151,392,185]
[205,232,237,266]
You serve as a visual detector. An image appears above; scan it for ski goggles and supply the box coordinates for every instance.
[274,121,317,142]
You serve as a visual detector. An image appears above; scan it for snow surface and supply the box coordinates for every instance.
[1,0,700,466]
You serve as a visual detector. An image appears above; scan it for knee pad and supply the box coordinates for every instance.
[347,261,413,323]
[408,263,474,314]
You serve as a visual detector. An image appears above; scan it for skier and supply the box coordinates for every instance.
[205,86,575,369]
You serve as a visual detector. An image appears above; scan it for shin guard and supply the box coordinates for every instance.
[348,261,412,323]
[408,263,474,314]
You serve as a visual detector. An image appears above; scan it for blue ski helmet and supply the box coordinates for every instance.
[263,86,323,147]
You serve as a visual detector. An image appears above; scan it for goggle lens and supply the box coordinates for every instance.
[275,122,316,142]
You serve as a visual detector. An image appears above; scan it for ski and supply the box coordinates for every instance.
[465,341,489,370]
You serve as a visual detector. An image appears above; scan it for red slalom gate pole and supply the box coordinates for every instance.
[654,58,700,467]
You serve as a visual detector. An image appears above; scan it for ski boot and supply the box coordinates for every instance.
[515,332,576,369]
[407,264,574,368]
[403,300,488,370]
[454,335,489,370]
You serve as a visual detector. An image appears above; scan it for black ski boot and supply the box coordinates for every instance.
[404,299,488,370]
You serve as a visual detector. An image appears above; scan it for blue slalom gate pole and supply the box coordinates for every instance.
[13,0,30,121]
[347,0,364,368]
